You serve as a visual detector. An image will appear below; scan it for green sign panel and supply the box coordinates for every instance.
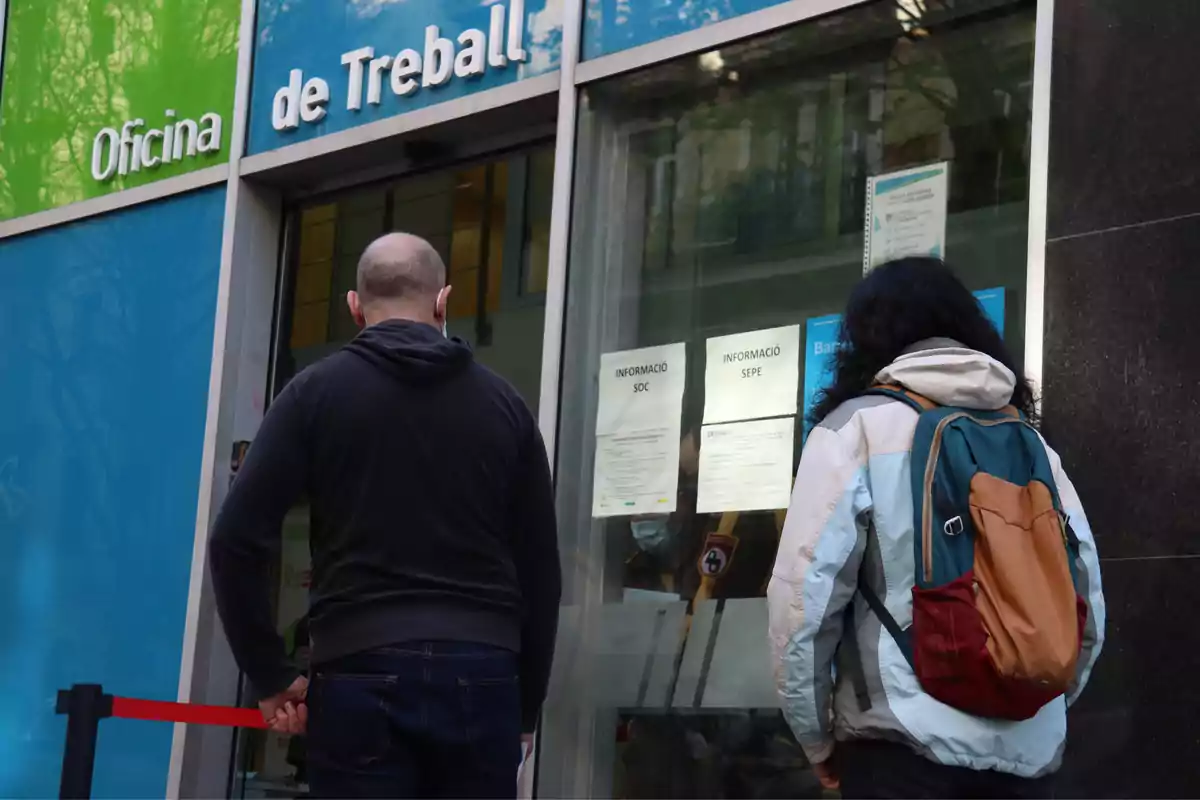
[0,0,242,221]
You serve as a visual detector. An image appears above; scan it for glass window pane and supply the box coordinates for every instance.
[542,1,1036,796]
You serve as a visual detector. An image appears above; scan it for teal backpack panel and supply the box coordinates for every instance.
[866,387,1078,591]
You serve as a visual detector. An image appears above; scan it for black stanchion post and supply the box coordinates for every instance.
[56,684,112,800]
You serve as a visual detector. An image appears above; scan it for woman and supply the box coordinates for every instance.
[767,258,1105,799]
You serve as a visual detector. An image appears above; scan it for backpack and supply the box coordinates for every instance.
[849,384,1087,720]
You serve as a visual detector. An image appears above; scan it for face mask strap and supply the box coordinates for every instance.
[436,287,448,337]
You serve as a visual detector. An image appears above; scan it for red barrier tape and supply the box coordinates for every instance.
[111,697,269,730]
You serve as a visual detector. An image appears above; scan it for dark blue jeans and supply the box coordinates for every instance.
[306,641,522,799]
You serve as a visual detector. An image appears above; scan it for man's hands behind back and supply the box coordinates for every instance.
[260,675,308,735]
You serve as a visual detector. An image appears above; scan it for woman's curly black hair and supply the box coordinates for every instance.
[809,257,1037,426]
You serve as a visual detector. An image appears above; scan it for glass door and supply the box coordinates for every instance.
[231,145,555,799]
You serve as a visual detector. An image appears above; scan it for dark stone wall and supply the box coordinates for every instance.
[1045,1,1200,796]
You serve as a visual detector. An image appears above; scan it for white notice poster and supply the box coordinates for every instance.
[864,162,949,272]
[592,424,683,517]
[703,325,800,424]
[592,343,687,517]
[696,417,795,514]
[595,343,687,436]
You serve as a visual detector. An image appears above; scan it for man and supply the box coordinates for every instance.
[209,233,562,799]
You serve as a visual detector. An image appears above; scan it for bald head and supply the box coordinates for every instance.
[356,232,447,306]
[348,233,450,329]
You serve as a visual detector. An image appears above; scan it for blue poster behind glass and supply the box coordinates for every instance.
[802,288,1006,432]
[973,288,1005,336]
[0,189,223,798]
[802,313,843,434]
[249,0,562,154]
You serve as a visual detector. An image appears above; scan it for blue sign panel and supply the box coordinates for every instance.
[249,0,562,155]
[802,313,842,434]
[582,0,792,60]
[973,287,1006,337]
[802,288,1007,432]
[0,188,223,797]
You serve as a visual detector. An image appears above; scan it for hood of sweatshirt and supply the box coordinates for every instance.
[874,338,1016,411]
[344,318,473,384]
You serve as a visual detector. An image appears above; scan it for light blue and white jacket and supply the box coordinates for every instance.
[767,342,1105,778]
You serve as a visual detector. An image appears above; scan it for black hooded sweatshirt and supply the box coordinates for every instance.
[209,320,561,731]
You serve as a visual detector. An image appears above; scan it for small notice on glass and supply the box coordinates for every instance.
[592,343,687,518]
[864,162,949,272]
[592,424,683,517]
[703,325,800,425]
[696,417,795,514]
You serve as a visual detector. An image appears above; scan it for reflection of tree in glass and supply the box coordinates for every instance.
[0,0,240,220]
[639,0,1034,260]
[882,0,1035,211]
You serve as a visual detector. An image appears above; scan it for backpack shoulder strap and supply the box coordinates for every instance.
[859,581,914,670]
[844,578,915,713]
[864,384,938,414]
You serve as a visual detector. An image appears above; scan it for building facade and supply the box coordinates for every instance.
[0,0,1195,797]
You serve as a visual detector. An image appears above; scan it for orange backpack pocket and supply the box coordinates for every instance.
[858,391,1089,721]
[969,473,1080,692]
